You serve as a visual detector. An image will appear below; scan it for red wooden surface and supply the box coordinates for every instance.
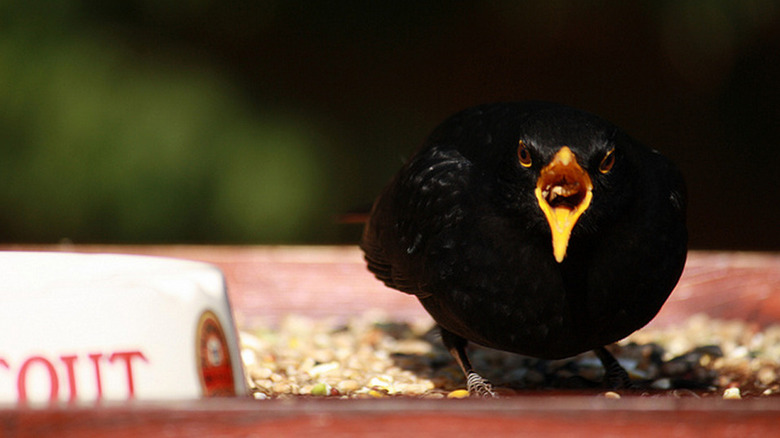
[4,245,778,328]
[3,397,780,437]
[0,245,778,437]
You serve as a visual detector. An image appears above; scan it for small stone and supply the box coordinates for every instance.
[393,339,433,355]
[603,391,621,399]
[730,346,749,359]
[308,361,340,377]
[447,389,471,399]
[272,382,291,394]
[723,387,742,400]
[401,382,435,395]
[251,367,273,380]
[756,367,777,386]
[336,379,361,393]
[368,375,394,392]
[627,368,649,380]
[651,377,672,390]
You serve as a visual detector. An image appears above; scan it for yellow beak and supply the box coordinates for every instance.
[533,147,593,263]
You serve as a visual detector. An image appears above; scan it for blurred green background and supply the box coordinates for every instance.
[0,1,778,249]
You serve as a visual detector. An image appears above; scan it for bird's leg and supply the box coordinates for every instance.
[439,326,497,398]
[594,346,632,389]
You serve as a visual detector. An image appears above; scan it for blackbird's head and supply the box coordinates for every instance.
[507,106,632,263]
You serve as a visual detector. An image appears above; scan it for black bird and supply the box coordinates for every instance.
[360,102,687,396]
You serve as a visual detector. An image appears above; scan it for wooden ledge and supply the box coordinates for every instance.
[3,396,780,437]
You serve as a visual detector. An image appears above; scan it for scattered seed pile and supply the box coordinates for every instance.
[239,312,780,399]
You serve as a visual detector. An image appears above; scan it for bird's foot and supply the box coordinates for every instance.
[595,347,635,390]
[603,364,634,390]
[466,372,497,398]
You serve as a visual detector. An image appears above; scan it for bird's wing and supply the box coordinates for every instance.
[361,146,475,298]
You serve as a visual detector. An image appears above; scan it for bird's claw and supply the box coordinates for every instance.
[467,372,497,398]
[595,347,636,390]
[603,362,633,390]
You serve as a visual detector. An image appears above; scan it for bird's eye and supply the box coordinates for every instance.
[517,141,532,167]
[599,148,615,174]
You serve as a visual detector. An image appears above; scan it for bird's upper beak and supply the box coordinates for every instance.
[534,146,593,263]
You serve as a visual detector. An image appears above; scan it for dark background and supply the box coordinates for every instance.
[1,1,778,250]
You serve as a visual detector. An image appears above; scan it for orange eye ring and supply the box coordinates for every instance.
[518,141,532,167]
[599,148,615,173]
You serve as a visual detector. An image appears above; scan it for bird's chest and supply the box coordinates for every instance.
[421,232,639,358]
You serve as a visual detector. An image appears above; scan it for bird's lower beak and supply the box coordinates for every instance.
[534,146,593,263]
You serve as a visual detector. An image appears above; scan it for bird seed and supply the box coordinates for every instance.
[240,312,780,399]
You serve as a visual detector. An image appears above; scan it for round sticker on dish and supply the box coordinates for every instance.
[196,310,236,396]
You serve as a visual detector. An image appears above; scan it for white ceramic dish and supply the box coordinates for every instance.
[0,252,247,405]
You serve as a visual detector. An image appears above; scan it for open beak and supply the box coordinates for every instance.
[534,146,593,263]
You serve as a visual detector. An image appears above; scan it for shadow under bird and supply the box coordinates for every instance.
[361,102,687,396]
